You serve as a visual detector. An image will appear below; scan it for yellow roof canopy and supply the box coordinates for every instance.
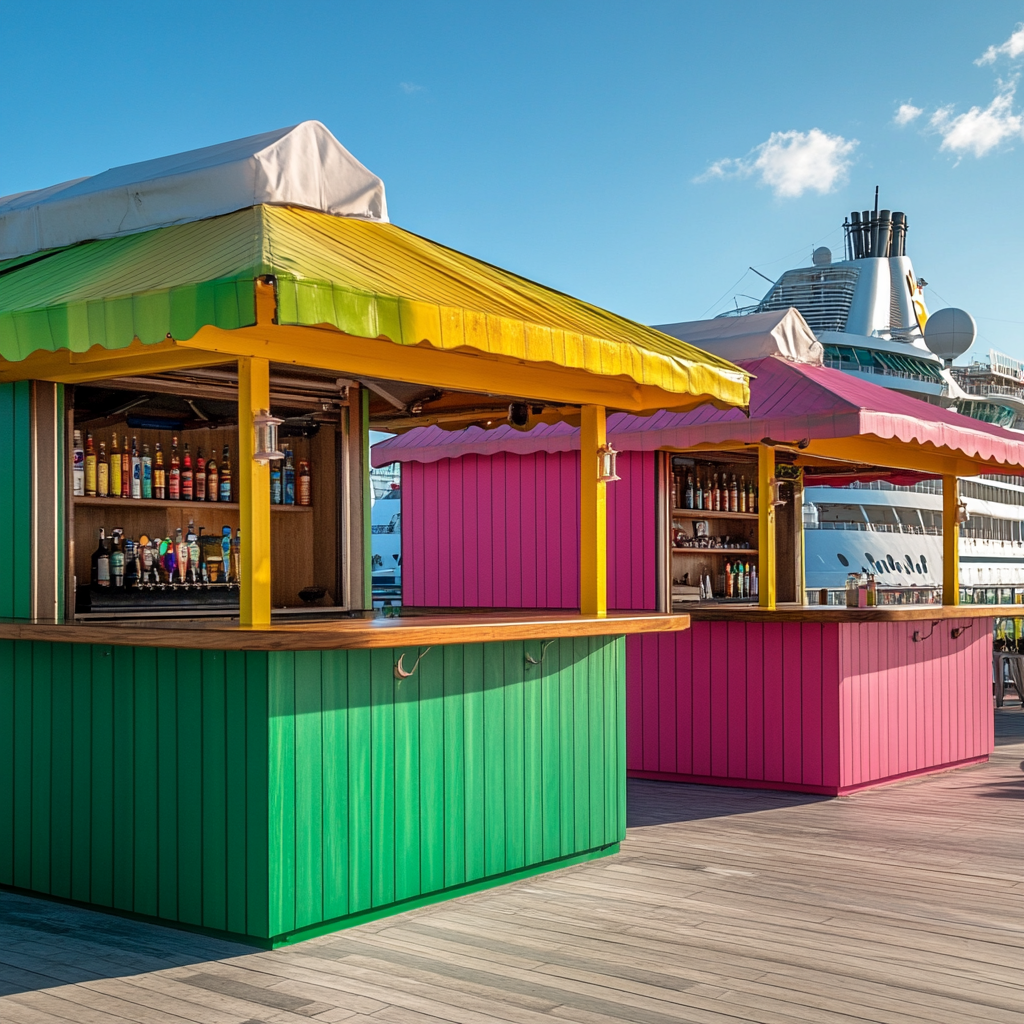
[0,205,749,413]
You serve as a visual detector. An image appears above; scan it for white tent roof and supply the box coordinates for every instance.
[0,120,387,260]
[652,308,823,366]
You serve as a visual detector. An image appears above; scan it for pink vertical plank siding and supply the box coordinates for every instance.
[763,623,785,783]
[819,624,841,791]
[745,624,764,781]
[726,621,747,779]
[627,618,994,796]
[400,451,655,611]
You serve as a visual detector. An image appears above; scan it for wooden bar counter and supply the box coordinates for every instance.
[627,604,1008,797]
[0,610,689,649]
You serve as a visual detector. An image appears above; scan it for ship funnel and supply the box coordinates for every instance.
[891,212,907,257]
[849,211,864,258]
[876,210,892,259]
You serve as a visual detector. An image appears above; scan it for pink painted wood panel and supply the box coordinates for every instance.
[401,450,656,611]
[837,618,993,791]
[627,617,993,796]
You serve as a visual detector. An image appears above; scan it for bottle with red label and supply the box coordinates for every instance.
[297,459,311,505]
[169,436,181,500]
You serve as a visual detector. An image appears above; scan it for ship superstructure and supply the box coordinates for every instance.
[694,201,1024,603]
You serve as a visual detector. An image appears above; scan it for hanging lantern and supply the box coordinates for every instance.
[597,442,621,482]
[253,409,285,463]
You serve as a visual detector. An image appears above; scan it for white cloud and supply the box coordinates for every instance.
[894,103,923,126]
[400,82,424,94]
[977,24,1024,65]
[695,129,857,198]
[930,80,1023,157]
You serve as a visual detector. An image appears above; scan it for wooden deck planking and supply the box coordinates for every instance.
[2,705,1023,1024]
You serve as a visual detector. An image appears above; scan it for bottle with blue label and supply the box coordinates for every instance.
[270,460,283,504]
[283,447,295,505]
[141,443,153,498]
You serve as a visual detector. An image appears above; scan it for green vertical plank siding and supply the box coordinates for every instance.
[1,635,624,946]
[0,382,32,619]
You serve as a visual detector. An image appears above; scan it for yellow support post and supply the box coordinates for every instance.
[758,444,776,609]
[942,474,960,606]
[580,404,607,617]
[238,356,272,626]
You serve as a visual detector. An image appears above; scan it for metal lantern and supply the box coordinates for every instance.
[252,409,285,463]
[597,442,621,482]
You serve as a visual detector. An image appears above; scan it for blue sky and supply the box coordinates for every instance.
[5,2,1024,361]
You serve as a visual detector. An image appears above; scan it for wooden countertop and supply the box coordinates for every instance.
[0,611,690,651]
[683,603,1019,623]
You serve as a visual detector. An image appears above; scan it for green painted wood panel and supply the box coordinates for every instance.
[1,635,624,945]
[0,382,32,619]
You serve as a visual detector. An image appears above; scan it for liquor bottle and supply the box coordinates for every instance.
[153,442,166,499]
[703,473,712,511]
[694,473,703,511]
[730,474,738,513]
[97,442,109,498]
[684,471,694,510]
[206,452,219,503]
[84,432,97,496]
[140,536,155,583]
[73,430,85,496]
[110,529,125,587]
[270,459,283,504]
[109,434,121,499]
[283,447,295,505]
[751,481,758,514]
[169,436,181,500]
[297,459,311,506]
[195,448,206,501]
[130,436,142,499]
[751,563,758,598]
[92,528,110,586]
[712,473,721,512]
[121,436,131,497]
[141,444,152,499]
[219,446,232,502]
[182,443,193,501]
[725,561,733,598]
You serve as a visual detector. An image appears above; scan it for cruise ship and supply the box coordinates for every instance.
[706,202,1024,604]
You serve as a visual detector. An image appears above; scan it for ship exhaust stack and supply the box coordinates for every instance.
[891,212,907,257]
[844,205,908,259]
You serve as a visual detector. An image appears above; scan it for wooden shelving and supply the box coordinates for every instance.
[672,508,758,520]
[673,548,758,555]
[74,496,311,512]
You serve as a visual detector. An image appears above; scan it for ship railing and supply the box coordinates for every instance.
[959,383,1024,400]
[804,522,940,535]
[822,357,943,387]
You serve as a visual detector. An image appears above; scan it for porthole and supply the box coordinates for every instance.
[864,552,875,564]
[887,554,896,569]
[837,553,850,566]
[915,562,923,573]
[920,555,928,572]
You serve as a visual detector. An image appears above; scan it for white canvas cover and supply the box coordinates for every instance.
[0,121,387,260]
[653,308,824,366]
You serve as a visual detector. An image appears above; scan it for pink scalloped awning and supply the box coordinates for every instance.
[373,356,1024,472]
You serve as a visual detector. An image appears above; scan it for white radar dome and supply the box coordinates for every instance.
[812,246,832,266]
[924,307,976,364]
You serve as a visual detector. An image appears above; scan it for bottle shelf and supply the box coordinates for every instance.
[672,508,758,520]
[673,548,758,555]
[74,496,312,512]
